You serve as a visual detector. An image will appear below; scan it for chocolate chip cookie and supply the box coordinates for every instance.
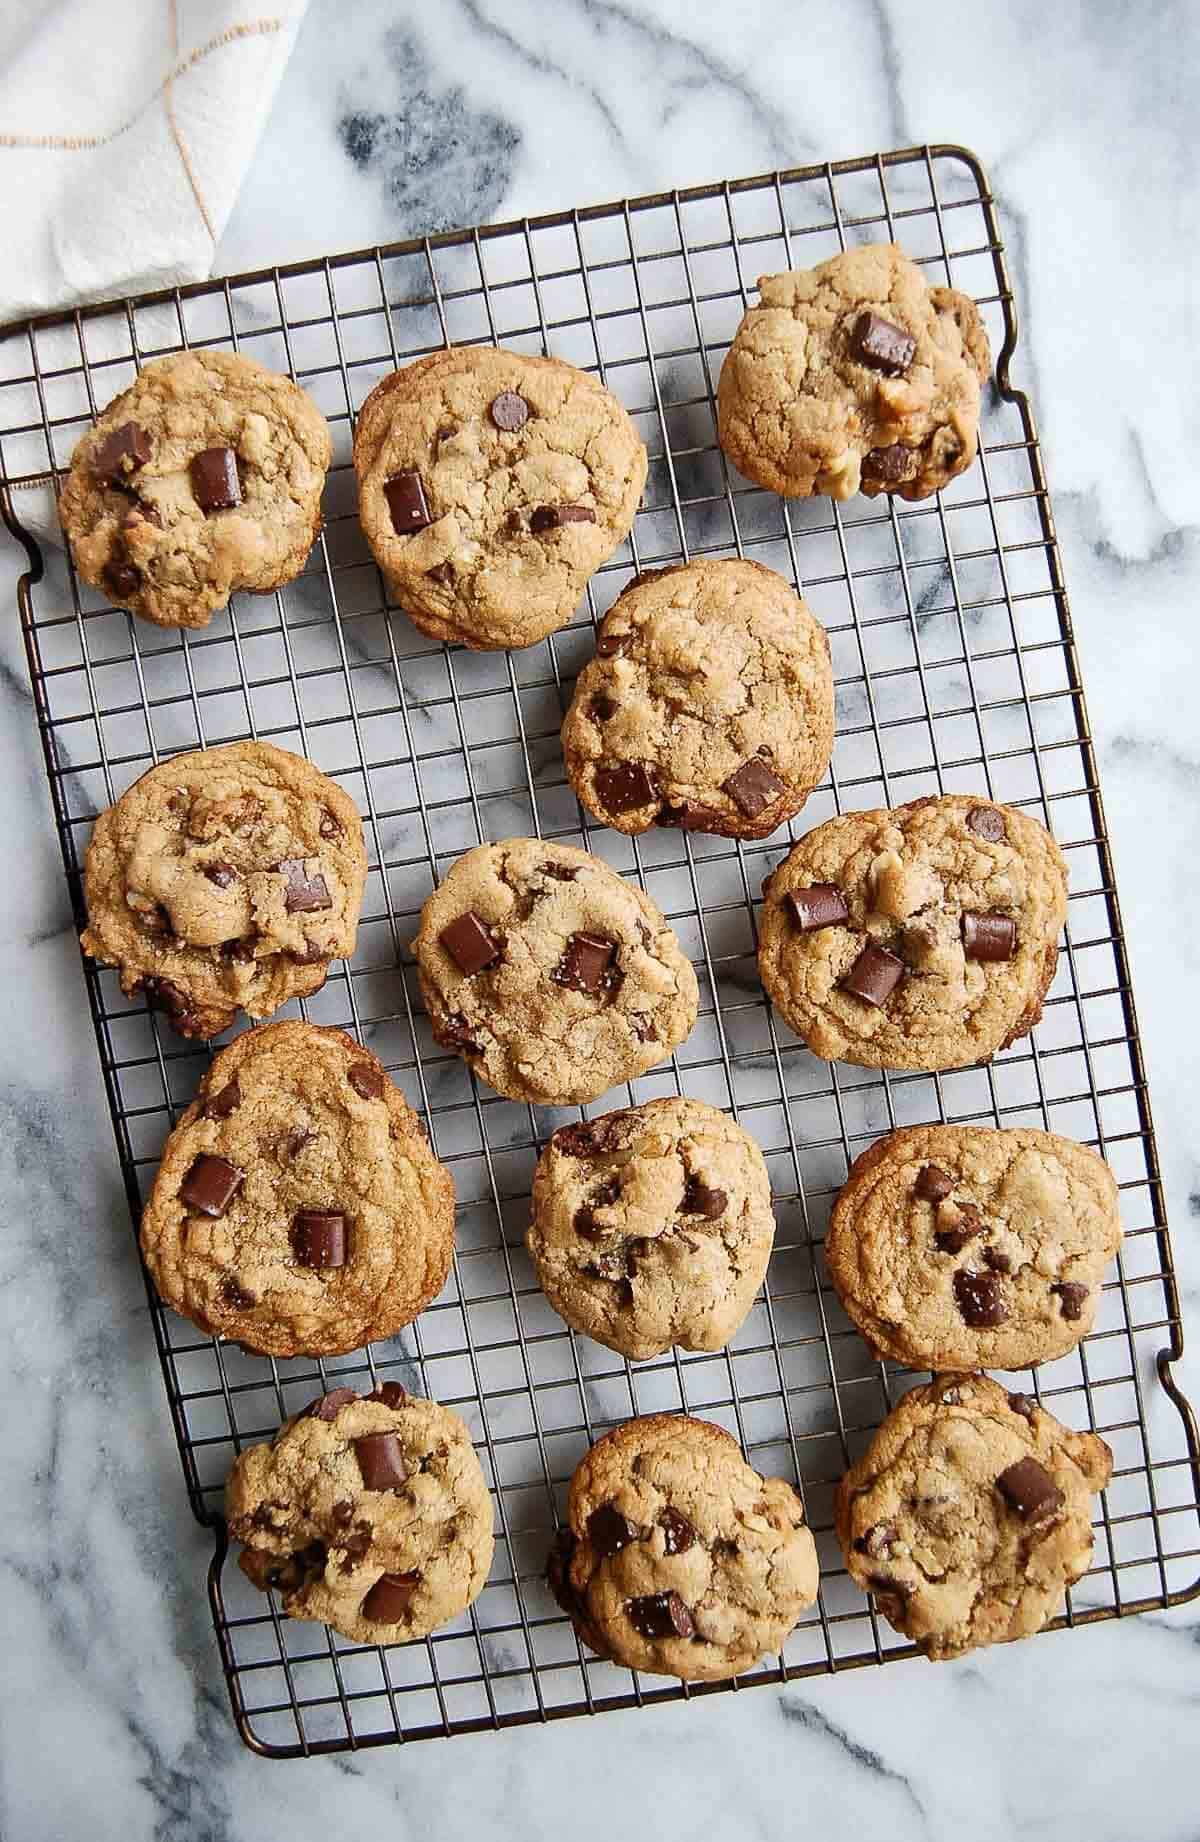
[561,559,834,839]
[548,1414,818,1681]
[527,1098,776,1360]
[718,243,990,502]
[141,1021,454,1357]
[353,346,647,651]
[227,1382,493,1645]
[836,1374,1111,1660]
[413,838,699,1105]
[826,1125,1121,1372]
[81,741,367,1040]
[58,350,332,629]
[757,794,1068,1071]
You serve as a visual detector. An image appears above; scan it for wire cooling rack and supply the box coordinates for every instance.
[2,143,1198,1758]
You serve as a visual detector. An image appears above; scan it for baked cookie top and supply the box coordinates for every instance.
[59,350,332,629]
[836,1374,1111,1660]
[548,1414,818,1681]
[81,740,367,1040]
[561,559,834,839]
[413,837,699,1106]
[527,1098,776,1360]
[825,1124,1121,1371]
[757,794,1068,1071]
[353,346,647,651]
[141,1022,454,1357]
[717,243,990,502]
[227,1383,493,1645]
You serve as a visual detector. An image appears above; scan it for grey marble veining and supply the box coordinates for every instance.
[2,3,1199,1837]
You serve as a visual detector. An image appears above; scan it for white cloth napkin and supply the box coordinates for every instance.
[0,0,309,324]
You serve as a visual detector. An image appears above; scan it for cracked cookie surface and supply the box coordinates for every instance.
[227,1383,493,1644]
[718,243,990,503]
[836,1374,1111,1660]
[59,350,332,629]
[561,559,834,839]
[548,1414,818,1680]
[756,794,1068,1071]
[826,1125,1121,1372]
[141,1022,454,1357]
[81,740,367,1040]
[413,837,699,1105]
[527,1098,776,1359]
[354,345,647,650]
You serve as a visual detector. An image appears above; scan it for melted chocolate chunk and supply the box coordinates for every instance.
[220,1277,256,1310]
[588,1502,639,1557]
[180,1153,243,1217]
[530,503,596,533]
[595,626,629,658]
[1007,1393,1037,1422]
[659,1508,695,1555]
[281,1128,313,1161]
[850,311,916,376]
[426,560,455,585]
[291,1210,348,1269]
[305,1387,358,1421]
[915,1164,954,1203]
[546,1527,582,1617]
[354,1432,410,1492]
[786,884,848,932]
[319,808,341,838]
[595,759,658,814]
[348,1061,385,1100]
[962,911,1017,962]
[489,390,529,432]
[434,1012,482,1054]
[855,1521,898,1560]
[104,559,142,602]
[276,858,332,913]
[861,443,915,483]
[369,1380,408,1408]
[204,1078,242,1120]
[190,447,241,512]
[628,1590,694,1640]
[842,943,905,1007]
[590,692,617,723]
[966,805,1005,843]
[722,755,786,819]
[682,1175,727,1219]
[439,910,501,975]
[996,1456,1064,1525]
[574,1176,621,1239]
[93,421,152,484]
[953,1267,1008,1327]
[552,1115,627,1158]
[204,861,237,889]
[1052,1281,1089,1321]
[140,975,199,1032]
[362,1571,421,1623]
[983,1246,1012,1273]
[554,931,618,994]
[384,470,431,533]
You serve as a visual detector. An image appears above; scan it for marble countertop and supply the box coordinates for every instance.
[2,3,1198,1837]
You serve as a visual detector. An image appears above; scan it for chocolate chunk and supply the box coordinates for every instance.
[384,470,431,533]
[861,443,915,483]
[530,503,596,533]
[962,911,1017,962]
[659,1508,695,1555]
[369,1380,408,1408]
[190,446,241,512]
[555,931,617,993]
[426,561,455,585]
[104,559,142,602]
[786,883,848,932]
[953,1267,1008,1327]
[983,1246,1012,1273]
[1007,1393,1037,1422]
[220,1277,256,1310]
[433,1012,482,1054]
[348,1061,385,1100]
[595,626,629,658]
[850,311,916,376]
[354,1432,410,1492]
[439,910,501,975]
[180,1153,243,1217]
[722,755,786,819]
[855,1521,898,1560]
[966,805,1005,842]
[590,692,617,722]
[205,1078,242,1120]
[915,1164,954,1203]
[595,759,657,814]
[305,1387,358,1421]
[628,1590,694,1640]
[291,1210,348,1270]
[489,390,529,432]
[588,1502,639,1557]
[362,1571,421,1623]
[275,858,332,914]
[842,943,905,1007]
[935,1217,983,1256]
[319,808,341,838]
[93,421,152,484]
[996,1456,1064,1525]
[1052,1281,1089,1321]
[682,1175,727,1219]
[204,861,237,889]
[552,1116,625,1157]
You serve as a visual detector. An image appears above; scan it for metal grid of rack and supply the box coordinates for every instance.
[2,143,1197,1758]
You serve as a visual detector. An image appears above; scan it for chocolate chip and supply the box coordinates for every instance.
[93,421,152,484]
[348,1061,385,1100]
[490,390,529,431]
[530,503,596,533]
[552,1116,625,1157]
[220,1277,256,1310]
[595,759,658,814]
[439,910,501,975]
[595,626,629,658]
[861,443,916,483]
[104,559,142,602]
[180,1153,243,1217]
[628,1591,694,1640]
[588,1502,639,1557]
[554,931,617,993]
[953,1267,1008,1327]
[319,808,342,839]
[190,447,241,512]
[659,1508,695,1555]
[996,1457,1064,1525]
[841,943,905,1007]
[384,470,431,533]
[1007,1393,1037,1422]
[915,1164,954,1202]
[722,755,786,819]
[204,1078,242,1120]
[291,1210,348,1269]
[682,1175,727,1219]
[275,858,333,914]
[426,561,455,585]
[850,311,916,376]
[786,884,849,932]
[855,1522,898,1560]
[433,1012,482,1054]
[362,1571,421,1623]
[368,1380,408,1408]
[204,861,237,889]
[590,692,617,723]
[983,1246,1012,1273]
[966,805,1005,843]
[1052,1281,1089,1321]
[963,911,1017,962]
[305,1387,358,1421]
[354,1432,410,1492]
